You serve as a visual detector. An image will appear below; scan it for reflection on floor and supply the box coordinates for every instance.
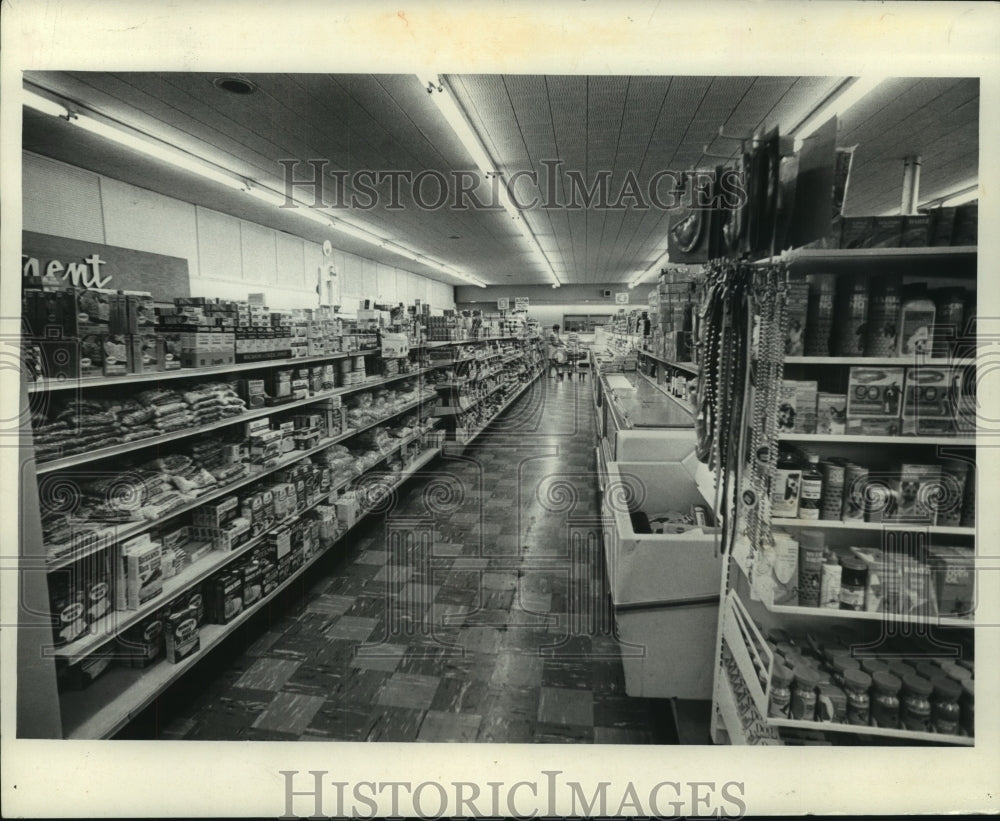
[143,375,678,743]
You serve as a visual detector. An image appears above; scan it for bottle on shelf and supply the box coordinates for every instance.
[773,448,803,518]
[797,529,825,607]
[798,453,823,520]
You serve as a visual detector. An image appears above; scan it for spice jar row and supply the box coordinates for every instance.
[763,629,973,739]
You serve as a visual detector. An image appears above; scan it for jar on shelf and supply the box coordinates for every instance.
[816,682,848,723]
[860,658,889,678]
[961,680,974,737]
[956,658,975,674]
[798,529,826,607]
[768,628,792,645]
[915,661,942,682]
[870,671,902,729]
[929,676,962,736]
[768,664,794,719]
[838,555,867,611]
[843,668,873,726]
[791,666,820,721]
[944,664,973,687]
[831,656,861,688]
[773,448,804,518]
[888,660,917,682]
[900,675,934,733]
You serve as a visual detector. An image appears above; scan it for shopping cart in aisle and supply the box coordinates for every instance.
[565,332,588,380]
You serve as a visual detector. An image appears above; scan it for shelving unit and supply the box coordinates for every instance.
[711,244,978,748]
[58,444,441,740]
[35,369,433,473]
[431,335,544,453]
[20,312,546,739]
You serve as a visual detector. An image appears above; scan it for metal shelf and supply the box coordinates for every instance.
[26,350,374,394]
[768,716,974,746]
[732,548,974,629]
[638,350,698,374]
[771,517,974,537]
[58,446,442,740]
[776,433,975,446]
[781,245,977,277]
[35,368,433,474]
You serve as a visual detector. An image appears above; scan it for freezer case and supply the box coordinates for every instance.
[600,430,721,699]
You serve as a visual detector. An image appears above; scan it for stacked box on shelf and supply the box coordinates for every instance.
[657,272,695,362]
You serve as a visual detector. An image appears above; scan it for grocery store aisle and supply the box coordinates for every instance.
[150,375,674,743]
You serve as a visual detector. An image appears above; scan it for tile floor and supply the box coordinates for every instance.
[148,374,677,743]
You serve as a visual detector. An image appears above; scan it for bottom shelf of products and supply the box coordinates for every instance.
[716,590,975,746]
[58,445,442,739]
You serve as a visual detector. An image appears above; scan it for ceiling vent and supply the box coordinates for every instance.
[213,77,257,95]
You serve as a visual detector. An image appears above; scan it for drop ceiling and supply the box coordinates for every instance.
[21,72,980,287]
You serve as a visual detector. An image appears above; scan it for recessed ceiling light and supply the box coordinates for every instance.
[213,77,256,95]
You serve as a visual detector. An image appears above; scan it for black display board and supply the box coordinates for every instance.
[22,231,190,302]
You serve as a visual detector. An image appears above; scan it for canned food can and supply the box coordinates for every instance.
[843,464,869,521]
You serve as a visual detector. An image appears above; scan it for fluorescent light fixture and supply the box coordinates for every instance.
[419,73,562,287]
[23,89,70,118]
[69,110,249,192]
[24,83,487,289]
[935,186,978,208]
[793,77,886,141]
[629,251,671,289]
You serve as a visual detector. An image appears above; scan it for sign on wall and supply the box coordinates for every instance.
[22,231,191,302]
[615,292,630,304]
[514,297,529,310]
[497,297,509,310]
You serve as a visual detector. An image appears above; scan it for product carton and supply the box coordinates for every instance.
[927,545,975,617]
[79,332,131,377]
[192,496,239,529]
[206,570,244,624]
[115,535,164,610]
[241,561,264,610]
[816,393,848,435]
[846,366,904,422]
[116,611,166,668]
[48,571,88,647]
[902,365,957,436]
[887,462,942,524]
[777,380,818,434]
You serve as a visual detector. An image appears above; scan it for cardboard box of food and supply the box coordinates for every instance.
[206,570,244,624]
[116,535,163,610]
[164,600,201,663]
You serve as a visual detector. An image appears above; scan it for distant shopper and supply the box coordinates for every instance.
[548,324,568,380]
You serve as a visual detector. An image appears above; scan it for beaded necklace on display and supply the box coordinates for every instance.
[744,262,788,561]
[695,260,757,556]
